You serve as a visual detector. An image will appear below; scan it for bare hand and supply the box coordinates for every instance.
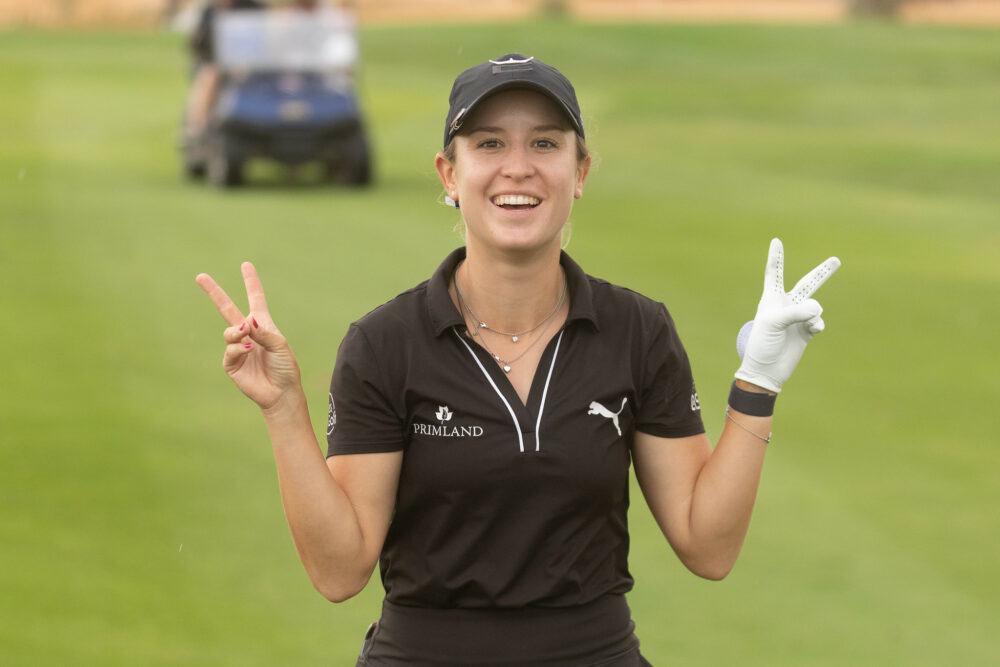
[196,262,302,411]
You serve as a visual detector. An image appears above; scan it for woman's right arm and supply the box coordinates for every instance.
[263,392,400,602]
[197,263,400,602]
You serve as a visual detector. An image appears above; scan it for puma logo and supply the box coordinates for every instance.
[588,397,628,437]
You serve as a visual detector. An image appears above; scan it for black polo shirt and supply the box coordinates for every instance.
[327,248,704,609]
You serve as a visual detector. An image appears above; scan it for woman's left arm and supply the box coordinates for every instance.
[635,239,840,580]
[633,385,771,581]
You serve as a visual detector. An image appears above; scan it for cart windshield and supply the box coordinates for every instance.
[214,8,357,72]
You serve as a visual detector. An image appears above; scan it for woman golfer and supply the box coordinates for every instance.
[197,54,840,666]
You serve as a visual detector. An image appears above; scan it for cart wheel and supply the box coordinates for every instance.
[204,130,243,188]
[184,160,206,180]
[207,151,243,188]
[347,130,372,186]
[326,129,371,186]
[349,150,371,186]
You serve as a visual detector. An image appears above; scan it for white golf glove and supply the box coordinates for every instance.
[734,238,841,393]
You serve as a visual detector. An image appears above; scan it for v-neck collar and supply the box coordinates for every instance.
[452,327,566,453]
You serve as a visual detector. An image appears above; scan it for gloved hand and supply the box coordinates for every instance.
[734,239,841,393]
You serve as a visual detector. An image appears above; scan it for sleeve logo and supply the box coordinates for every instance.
[327,392,337,435]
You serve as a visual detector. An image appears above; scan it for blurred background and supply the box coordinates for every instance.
[5,0,1000,28]
[2,1,998,665]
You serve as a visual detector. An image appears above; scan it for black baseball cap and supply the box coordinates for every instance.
[443,53,585,148]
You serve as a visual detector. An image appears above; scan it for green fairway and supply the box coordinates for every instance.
[2,20,998,665]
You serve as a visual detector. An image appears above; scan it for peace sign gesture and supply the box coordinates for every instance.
[196,263,302,411]
[734,239,841,393]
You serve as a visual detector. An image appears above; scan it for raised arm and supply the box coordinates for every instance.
[196,263,400,601]
[634,239,840,580]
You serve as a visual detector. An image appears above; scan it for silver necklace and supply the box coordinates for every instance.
[453,269,566,373]
[453,263,567,343]
[471,307,556,373]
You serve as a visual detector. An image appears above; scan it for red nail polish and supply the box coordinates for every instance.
[252,318,259,328]
[240,323,245,331]
[244,342,252,349]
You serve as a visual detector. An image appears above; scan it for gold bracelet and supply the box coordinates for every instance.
[725,407,771,444]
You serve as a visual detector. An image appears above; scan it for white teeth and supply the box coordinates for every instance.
[493,194,539,207]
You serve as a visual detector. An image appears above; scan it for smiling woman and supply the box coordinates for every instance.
[196,52,841,666]
[435,86,590,282]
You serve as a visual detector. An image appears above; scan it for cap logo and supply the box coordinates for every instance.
[490,56,534,74]
[449,107,468,134]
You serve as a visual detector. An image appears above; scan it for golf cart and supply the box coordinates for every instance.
[182,5,372,187]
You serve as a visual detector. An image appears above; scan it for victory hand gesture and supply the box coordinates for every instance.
[196,263,302,411]
[734,239,841,393]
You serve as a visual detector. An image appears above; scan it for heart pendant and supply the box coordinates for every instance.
[511,336,519,342]
[503,365,511,373]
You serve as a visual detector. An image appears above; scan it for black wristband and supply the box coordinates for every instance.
[728,381,777,417]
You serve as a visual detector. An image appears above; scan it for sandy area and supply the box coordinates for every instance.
[2,0,999,28]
